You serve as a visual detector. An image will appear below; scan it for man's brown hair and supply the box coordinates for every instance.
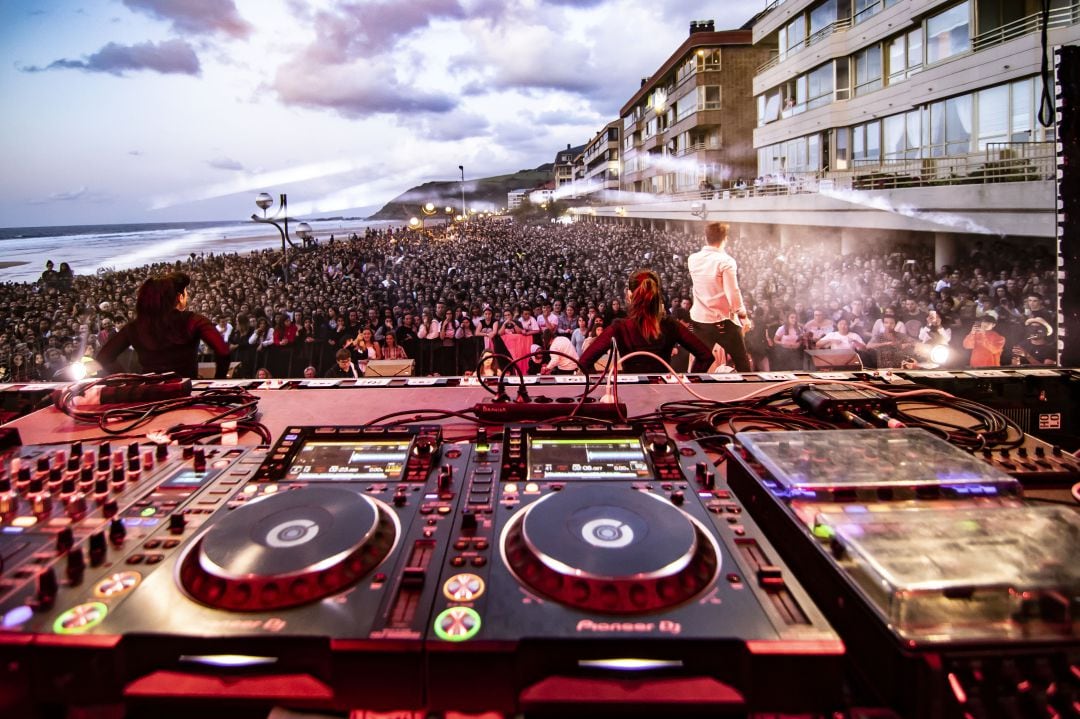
[705,222,729,246]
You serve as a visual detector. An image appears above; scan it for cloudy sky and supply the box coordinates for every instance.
[0,0,762,227]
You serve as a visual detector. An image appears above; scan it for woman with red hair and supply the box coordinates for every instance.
[578,269,713,374]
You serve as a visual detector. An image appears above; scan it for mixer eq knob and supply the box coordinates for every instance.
[56,527,74,554]
[79,466,94,492]
[36,567,58,608]
[111,466,126,492]
[88,532,107,567]
[0,475,17,515]
[16,466,31,492]
[66,547,86,585]
[28,479,52,516]
[193,447,206,472]
[47,467,62,491]
[66,491,88,519]
[108,518,127,546]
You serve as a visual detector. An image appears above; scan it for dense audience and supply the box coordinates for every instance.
[0,218,1059,382]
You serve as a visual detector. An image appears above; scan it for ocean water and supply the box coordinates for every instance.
[0,219,392,284]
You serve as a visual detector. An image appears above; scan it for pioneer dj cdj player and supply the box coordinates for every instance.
[0,420,844,717]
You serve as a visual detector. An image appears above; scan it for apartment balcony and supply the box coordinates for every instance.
[756,17,851,76]
[583,141,1055,238]
[753,19,1080,149]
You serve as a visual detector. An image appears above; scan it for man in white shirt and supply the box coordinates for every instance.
[687,223,751,371]
[540,334,579,375]
[816,319,866,350]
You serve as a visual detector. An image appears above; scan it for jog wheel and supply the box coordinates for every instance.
[502,485,719,614]
[178,486,398,611]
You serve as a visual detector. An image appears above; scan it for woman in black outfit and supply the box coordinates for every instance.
[97,272,230,379]
[578,269,713,374]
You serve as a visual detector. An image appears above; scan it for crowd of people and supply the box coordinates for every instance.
[0,217,1059,383]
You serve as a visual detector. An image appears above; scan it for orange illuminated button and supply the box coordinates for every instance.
[93,571,141,598]
[443,573,485,602]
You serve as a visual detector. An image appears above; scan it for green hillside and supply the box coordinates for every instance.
[367,165,552,220]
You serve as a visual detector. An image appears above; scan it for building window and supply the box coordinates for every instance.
[926,1,971,65]
[834,127,850,170]
[758,89,781,125]
[806,63,835,110]
[887,29,922,83]
[883,109,922,159]
[698,85,721,110]
[782,15,806,57]
[854,0,880,24]
[977,84,1009,149]
[854,45,882,96]
[696,48,721,70]
[852,120,881,164]
[810,0,838,37]
[929,94,972,156]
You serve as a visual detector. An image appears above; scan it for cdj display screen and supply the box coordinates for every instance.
[160,468,219,490]
[285,439,411,481]
[528,436,653,481]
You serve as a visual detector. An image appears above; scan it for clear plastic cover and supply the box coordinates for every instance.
[814,504,1080,641]
[737,428,1020,499]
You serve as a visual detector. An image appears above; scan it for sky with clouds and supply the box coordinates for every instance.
[0,0,763,227]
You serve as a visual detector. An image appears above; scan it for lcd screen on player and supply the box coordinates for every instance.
[528,437,652,481]
[285,439,411,481]
[160,468,219,489]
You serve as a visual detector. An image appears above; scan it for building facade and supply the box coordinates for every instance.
[619,21,775,196]
[576,120,622,200]
[752,0,1072,182]
[553,144,586,197]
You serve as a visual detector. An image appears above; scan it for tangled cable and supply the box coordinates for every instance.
[54,376,270,444]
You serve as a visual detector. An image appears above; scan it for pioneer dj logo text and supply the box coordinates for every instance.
[576,619,682,635]
[206,617,286,632]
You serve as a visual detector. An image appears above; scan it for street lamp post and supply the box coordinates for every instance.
[251,192,312,284]
[458,165,466,222]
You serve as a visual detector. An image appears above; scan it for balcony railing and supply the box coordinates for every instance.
[757,17,852,74]
[608,142,1054,204]
[972,1,1080,52]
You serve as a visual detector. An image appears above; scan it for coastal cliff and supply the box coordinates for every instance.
[366,165,553,220]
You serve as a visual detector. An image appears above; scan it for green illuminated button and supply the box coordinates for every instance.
[53,602,108,634]
[812,524,834,540]
[433,606,481,642]
[140,507,157,517]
